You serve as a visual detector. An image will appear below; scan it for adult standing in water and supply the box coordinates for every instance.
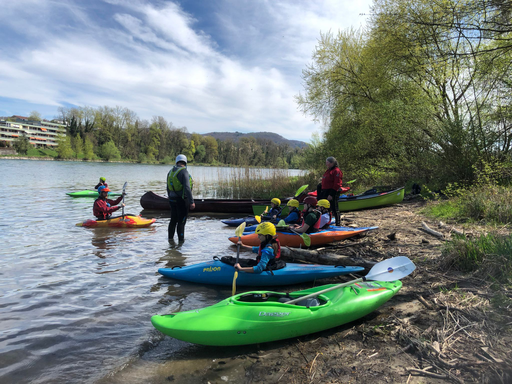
[317,156,343,226]
[167,154,195,242]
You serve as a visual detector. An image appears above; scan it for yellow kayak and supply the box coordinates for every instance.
[76,215,156,228]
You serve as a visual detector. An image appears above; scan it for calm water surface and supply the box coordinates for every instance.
[0,159,304,384]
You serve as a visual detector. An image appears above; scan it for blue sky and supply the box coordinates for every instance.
[0,0,372,142]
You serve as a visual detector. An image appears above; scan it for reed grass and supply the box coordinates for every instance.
[196,167,318,199]
[441,233,512,283]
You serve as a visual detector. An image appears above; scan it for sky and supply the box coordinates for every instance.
[0,0,372,142]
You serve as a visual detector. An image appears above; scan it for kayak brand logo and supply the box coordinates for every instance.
[203,266,221,272]
[259,311,291,317]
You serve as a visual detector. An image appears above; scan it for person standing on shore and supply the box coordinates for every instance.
[167,154,195,242]
[316,157,343,226]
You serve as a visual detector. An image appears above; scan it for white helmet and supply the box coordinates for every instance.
[175,154,187,164]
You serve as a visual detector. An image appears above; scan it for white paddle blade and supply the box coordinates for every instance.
[365,256,415,282]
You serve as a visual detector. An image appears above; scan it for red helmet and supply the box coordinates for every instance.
[303,196,317,207]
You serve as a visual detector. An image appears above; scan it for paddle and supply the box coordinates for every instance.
[345,179,357,185]
[275,219,311,247]
[284,256,415,305]
[232,222,246,296]
[121,182,127,218]
[294,184,308,197]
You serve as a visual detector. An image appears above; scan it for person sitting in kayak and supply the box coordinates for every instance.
[93,187,125,220]
[95,177,108,190]
[291,196,321,234]
[234,222,282,273]
[317,199,333,229]
[283,199,302,224]
[260,198,282,222]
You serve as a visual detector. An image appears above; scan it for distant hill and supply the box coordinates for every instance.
[202,131,309,149]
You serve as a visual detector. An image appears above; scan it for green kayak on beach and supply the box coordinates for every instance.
[151,280,402,346]
[66,190,121,198]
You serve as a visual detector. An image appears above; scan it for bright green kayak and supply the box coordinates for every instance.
[338,187,405,212]
[151,280,402,346]
[66,190,121,198]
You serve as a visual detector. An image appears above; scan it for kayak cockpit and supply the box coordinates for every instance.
[234,292,329,308]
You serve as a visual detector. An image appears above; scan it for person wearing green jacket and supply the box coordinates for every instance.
[167,154,195,241]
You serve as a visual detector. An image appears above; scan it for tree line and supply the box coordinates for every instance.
[47,106,306,168]
[297,0,512,188]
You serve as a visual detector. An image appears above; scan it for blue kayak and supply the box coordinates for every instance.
[221,217,259,227]
[158,259,365,286]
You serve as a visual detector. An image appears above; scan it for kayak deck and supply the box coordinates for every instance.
[76,215,156,228]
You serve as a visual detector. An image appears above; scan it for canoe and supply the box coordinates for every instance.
[252,187,405,215]
[151,280,402,346]
[338,187,405,212]
[158,259,364,286]
[76,215,156,228]
[229,226,378,247]
[140,191,269,214]
[67,189,121,198]
[221,217,259,227]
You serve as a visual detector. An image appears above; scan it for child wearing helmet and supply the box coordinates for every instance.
[261,198,282,222]
[317,199,332,229]
[291,196,321,234]
[94,177,108,190]
[235,222,282,273]
[93,187,125,220]
[283,199,302,224]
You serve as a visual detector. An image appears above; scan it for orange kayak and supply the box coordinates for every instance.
[228,226,377,247]
[76,215,156,228]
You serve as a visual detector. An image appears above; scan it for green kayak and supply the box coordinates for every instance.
[66,190,121,198]
[151,280,402,346]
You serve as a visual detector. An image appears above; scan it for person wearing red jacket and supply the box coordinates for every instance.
[93,187,125,220]
[316,156,343,225]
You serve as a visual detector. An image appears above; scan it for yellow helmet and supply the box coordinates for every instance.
[255,222,276,236]
[287,199,299,208]
[271,198,281,206]
[317,199,330,208]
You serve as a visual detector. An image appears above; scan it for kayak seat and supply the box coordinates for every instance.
[277,297,321,307]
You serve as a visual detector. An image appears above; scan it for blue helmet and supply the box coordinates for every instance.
[97,185,106,195]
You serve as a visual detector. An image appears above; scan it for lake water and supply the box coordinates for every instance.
[0,159,304,384]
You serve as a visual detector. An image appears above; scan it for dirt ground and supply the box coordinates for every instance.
[165,198,512,384]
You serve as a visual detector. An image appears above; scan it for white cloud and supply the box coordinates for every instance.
[0,0,373,141]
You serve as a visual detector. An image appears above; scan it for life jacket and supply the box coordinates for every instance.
[316,211,332,230]
[256,239,281,270]
[300,209,321,226]
[262,205,282,221]
[167,166,194,198]
[287,207,303,224]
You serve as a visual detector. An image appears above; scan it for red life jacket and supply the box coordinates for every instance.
[256,238,281,262]
[316,211,333,230]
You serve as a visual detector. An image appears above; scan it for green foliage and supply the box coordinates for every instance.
[28,110,42,121]
[194,144,206,162]
[56,135,74,159]
[99,140,121,161]
[83,137,95,160]
[442,234,512,283]
[12,136,33,155]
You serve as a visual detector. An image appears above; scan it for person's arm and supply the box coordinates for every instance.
[236,248,271,274]
[294,223,311,233]
[283,211,298,224]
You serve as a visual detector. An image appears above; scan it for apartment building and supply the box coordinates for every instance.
[0,115,67,148]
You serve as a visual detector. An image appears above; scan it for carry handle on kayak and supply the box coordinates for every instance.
[284,256,415,305]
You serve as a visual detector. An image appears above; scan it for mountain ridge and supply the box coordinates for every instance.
[201,131,308,149]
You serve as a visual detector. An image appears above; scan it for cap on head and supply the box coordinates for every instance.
[176,154,187,164]
[303,196,317,207]
[255,222,276,236]
[287,199,299,208]
[271,198,281,206]
[100,177,106,182]
[317,199,330,208]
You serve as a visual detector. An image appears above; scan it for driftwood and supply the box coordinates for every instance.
[421,221,445,239]
[280,246,376,269]
[438,221,465,237]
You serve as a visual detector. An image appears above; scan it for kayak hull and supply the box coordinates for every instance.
[151,280,402,346]
[158,260,365,286]
[67,190,121,198]
[229,226,378,247]
[76,215,156,228]
[221,217,259,227]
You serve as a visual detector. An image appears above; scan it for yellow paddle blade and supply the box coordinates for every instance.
[235,222,246,237]
[232,271,238,296]
[295,184,308,197]
[255,216,261,223]
[263,206,269,213]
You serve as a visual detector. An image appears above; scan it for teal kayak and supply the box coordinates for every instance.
[151,280,402,346]
[66,190,121,198]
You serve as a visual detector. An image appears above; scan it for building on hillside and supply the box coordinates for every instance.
[0,116,67,148]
